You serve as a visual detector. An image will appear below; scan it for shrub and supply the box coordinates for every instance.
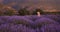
[0,23,14,32]
[7,16,34,27]
[34,17,59,28]
[0,16,10,21]
[44,15,60,23]
[41,24,60,32]
[0,24,36,32]
[18,8,29,16]
[10,24,36,32]
[0,19,5,24]
[24,15,43,21]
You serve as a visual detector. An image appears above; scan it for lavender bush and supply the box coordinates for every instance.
[41,24,60,32]
[0,24,36,32]
[0,23,14,32]
[0,19,6,24]
[34,17,59,28]
[6,16,34,27]
[0,15,60,32]
[10,24,36,32]
[24,15,44,21]
[44,15,60,23]
[0,16,10,22]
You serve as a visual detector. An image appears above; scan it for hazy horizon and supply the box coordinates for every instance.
[0,0,60,12]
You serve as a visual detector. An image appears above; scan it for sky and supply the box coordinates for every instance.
[0,0,60,12]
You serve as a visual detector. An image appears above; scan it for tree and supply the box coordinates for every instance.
[0,4,4,15]
[18,7,29,16]
[32,9,44,15]
[3,7,18,16]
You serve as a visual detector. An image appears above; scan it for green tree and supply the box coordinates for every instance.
[18,7,29,16]
[32,8,44,15]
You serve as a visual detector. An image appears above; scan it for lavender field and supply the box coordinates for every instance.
[0,15,60,32]
[0,0,60,32]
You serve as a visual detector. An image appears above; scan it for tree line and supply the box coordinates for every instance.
[0,5,44,16]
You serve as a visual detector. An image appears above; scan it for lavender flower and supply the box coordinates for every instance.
[0,16,10,22]
[41,24,60,32]
[7,16,34,27]
[34,17,59,28]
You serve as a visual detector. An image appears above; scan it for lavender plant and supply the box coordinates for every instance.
[44,15,60,23]
[6,16,34,27]
[41,24,60,32]
[34,17,59,28]
[0,16,10,22]
[0,19,6,24]
[10,24,36,32]
[0,24,36,32]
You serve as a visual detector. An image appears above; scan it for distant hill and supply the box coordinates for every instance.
[0,0,60,12]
